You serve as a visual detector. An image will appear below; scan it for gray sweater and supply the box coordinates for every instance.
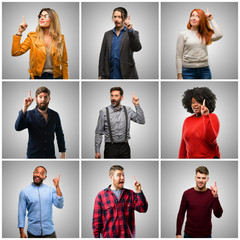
[176,19,223,74]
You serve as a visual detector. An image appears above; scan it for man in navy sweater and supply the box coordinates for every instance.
[176,166,223,238]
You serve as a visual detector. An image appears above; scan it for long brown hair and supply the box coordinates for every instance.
[187,9,214,45]
[36,8,63,59]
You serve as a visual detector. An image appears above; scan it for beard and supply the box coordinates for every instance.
[33,176,44,186]
[111,99,121,108]
[36,101,49,111]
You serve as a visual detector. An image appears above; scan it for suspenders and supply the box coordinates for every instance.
[105,106,128,144]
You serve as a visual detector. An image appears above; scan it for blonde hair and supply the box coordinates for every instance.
[36,8,63,60]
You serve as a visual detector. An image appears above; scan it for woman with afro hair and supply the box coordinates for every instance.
[179,87,220,158]
[176,8,223,79]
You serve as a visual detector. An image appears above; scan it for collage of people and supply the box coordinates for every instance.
[0,0,239,239]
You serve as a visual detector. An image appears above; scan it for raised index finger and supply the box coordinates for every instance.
[215,181,217,187]
[23,16,26,23]
[203,99,205,107]
[206,8,209,14]
[29,90,31,97]
[132,91,135,97]
[58,173,60,180]
[133,176,136,183]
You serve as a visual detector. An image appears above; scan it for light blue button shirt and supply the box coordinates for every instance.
[18,183,64,236]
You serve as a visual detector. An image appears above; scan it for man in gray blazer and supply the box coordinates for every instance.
[98,7,142,79]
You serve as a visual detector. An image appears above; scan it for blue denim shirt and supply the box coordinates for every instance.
[18,183,64,236]
[15,107,66,158]
[110,26,130,79]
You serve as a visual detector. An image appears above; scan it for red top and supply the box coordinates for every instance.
[179,113,220,158]
[176,188,223,237]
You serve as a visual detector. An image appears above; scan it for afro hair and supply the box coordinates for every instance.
[182,87,216,114]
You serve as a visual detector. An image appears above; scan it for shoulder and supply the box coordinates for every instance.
[123,188,135,196]
[104,30,113,37]
[183,187,194,195]
[183,114,195,123]
[48,108,60,116]
[96,187,109,198]
[27,31,37,38]
[20,184,32,195]
[209,113,218,119]
[178,30,187,37]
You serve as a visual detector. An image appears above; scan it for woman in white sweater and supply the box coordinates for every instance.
[176,9,222,79]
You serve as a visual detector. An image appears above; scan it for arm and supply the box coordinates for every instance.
[52,174,64,208]
[133,176,148,212]
[92,194,103,238]
[61,35,69,79]
[55,113,66,157]
[129,92,145,124]
[210,181,223,218]
[176,32,184,78]
[178,120,186,158]
[98,33,107,79]
[95,110,105,157]
[203,114,220,144]
[176,192,187,237]
[128,30,142,52]
[18,191,27,238]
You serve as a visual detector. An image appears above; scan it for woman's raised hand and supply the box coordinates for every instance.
[17,16,28,35]
[205,8,213,21]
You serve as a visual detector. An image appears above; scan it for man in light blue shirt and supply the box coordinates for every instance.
[18,166,64,238]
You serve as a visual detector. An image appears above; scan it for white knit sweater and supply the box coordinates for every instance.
[176,19,223,74]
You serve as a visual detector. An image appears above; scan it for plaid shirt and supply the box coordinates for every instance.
[92,185,148,238]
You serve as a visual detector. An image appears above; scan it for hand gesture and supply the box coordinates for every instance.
[132,92,139,106]
[18,16,28,35]
[201,99,209,116]
[95,152,101,159]
[20,232,27,238]
[205,8,213,21]
[210,181,218,198]
[133,176,141,193]
[23,90,34,114]
[53,173,60,188]
[124,16,133,30]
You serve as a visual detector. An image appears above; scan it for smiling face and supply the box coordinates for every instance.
[110,170,125,190]
[33,167,47,186]
[191,98,202,116]
[38,10,51,28]
[195,172,209,191]
[190,11,200,29]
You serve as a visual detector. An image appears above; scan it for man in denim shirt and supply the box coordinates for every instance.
[18,166,64,238]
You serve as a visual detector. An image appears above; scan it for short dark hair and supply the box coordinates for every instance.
[112,7,128,20]
[110,87,124,96]
[34,166,47,176]
[182,87,216,113]
[109,165,124,176]
[35,86,51,97]
[196,166,209,175]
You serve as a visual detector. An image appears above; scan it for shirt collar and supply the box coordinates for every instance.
[34,106,50,116]
[31,182,45,188]
[112,26,127,34]
[109,104,123,112]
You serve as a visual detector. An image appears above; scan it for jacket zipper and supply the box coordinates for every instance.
[38,187,43,236]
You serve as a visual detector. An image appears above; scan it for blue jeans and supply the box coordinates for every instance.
[30,72,63,79]
[184,232,212,238]
[182,66,212,79]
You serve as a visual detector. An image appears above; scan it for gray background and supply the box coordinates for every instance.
[2,161,79,238]
[161,81,238,158]
[2,82,79,158]
[82,161,159,238]
[82,2,159,79]
[161,2,238,79]
[81,81,159,159]
[2,2,79,79]
[161,161,238,238]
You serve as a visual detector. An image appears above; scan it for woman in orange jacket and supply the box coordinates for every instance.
[12,8,68,79]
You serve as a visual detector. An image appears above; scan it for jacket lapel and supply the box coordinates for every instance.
[108,31,113,60]
[120,31,127,54]
[34,36,46,56]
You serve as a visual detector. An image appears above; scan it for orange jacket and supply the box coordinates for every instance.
[12,32,68,79]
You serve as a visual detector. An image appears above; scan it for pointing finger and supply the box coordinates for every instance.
[132,92,135,97]
[203,99,205,107]
[133,176,136,183]
[215,181,217,187]
[58,173,60,179]
[29,90,31,97]
[128,15,130,21]
[207,8,209,14]
[23,16,26,23]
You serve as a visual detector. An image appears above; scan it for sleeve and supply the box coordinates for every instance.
[176,192,187,236]
[92,193,103,238]
[55,113,66,153]
[15,110,29,131]
[203,114,220,144]
[11,34,31,56]
[95,110,105,153]
[178,120,187,158]
[18,191,27,228]
[176,32,185,74]
[134,191,148,213]
[61,35,69,79]
[52,187,64,209]
[129,105,145,124]
[210,19,223,41]
[98,33,107,78]
[128,30,142,52]
[212,197,223,218]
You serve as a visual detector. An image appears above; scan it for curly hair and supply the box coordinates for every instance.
[182,87,216,113]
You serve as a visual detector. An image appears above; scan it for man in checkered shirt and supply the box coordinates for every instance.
[92,165,148,238]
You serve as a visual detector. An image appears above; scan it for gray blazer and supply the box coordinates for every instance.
[98,29,142,79]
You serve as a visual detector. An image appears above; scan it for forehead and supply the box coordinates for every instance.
[41,10,49,15]
[111,90,121,95]
[37,92,49,97]
[113,10,122,17]
[113,170,124,175]
[191,11,199,15]
[191,97,199,102]
[196,172,207,178]
[34,167,46,173]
